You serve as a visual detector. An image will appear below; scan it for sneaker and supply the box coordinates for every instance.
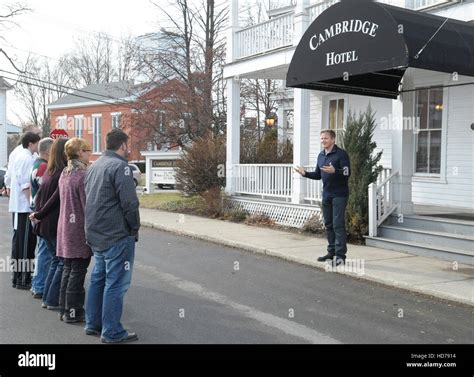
[15,284,31,290]
[84,328,101,336]
[33,293,43,299]
[46,305,61,311]
[41,302,47,309]
[100,333,138,344]
[317,253,335,262]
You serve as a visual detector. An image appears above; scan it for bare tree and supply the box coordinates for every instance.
[60,33,117,87]
[142,0,228,143]
[14,56,71,136]
[0,2,31,72]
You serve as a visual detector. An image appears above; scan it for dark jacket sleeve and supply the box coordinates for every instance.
[335,150,351,178]
[113,163,140,237]
[34,174,61,220]
[304,163,321,180]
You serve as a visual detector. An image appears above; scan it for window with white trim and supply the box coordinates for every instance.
[74,116,84,138]
[415,87,443,175]
[328,98,345,142]
[92,115,102,153]
[57,116,67,130]
[111,113,121,129]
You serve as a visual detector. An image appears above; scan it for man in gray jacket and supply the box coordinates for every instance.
[84,129,140,343]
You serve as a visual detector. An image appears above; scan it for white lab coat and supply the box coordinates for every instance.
[8,147,35,214]
[4,144,23,189]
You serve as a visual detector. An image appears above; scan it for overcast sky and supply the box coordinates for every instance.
[0,0,190,123]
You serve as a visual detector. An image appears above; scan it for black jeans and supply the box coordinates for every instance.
[59,257,91,319]
[321,196,348,259]
[11,213,37,288]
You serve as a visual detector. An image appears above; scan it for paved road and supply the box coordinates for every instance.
[0,197,472,344]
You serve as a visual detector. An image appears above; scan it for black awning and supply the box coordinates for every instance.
[286,0,474,99]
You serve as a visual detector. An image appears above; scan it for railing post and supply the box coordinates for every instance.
[368,183,377,237]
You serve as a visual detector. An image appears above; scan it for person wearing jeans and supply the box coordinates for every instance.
[30,137,54,299]
[41,237,63,309]
[57,138,93,323]
[86,236,135,340]
[84,129,140,344]
[295,129,351,266]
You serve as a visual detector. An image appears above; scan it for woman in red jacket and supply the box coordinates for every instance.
[57,138,93,323]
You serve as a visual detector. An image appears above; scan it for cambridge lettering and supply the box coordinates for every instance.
[309,19,379,51]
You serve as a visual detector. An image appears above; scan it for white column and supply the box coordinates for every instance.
[226,0,240,64]
[291,0,310,204]
[225,78,240,195]
[145,156,154,194]
[391,74,415,215]
[0,89,8,168]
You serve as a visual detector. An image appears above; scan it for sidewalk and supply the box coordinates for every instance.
[140,208,474,306]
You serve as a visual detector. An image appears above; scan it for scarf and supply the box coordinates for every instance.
[64,159,88,175]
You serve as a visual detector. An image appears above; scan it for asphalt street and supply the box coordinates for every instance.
[0,197,472,344]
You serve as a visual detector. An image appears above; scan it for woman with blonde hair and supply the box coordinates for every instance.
[57,138,93,323]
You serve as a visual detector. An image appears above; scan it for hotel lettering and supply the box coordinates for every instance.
[308,19,379,67]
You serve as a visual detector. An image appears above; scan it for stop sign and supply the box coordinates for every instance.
[50,128,69,140]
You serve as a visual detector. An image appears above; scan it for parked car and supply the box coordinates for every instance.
[128,163,141,187]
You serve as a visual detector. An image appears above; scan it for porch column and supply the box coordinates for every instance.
[291,0,310,204]
[225,78,240,195]
[145,155,154,194]
[225,0,240,195]
[391,74,415,215]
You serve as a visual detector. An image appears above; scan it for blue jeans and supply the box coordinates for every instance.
[42,238,64,307]
[85,236,135,341]
[31,237,53,295]
[321,196,348,259]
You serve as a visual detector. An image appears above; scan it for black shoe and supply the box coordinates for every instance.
[101,333,138,344]
[64,316,85,324]
[12,283,16,288]
[33,293,43,299]
[16,284,31,290]
[85,328,101,336]
[46,305,61,311]
[317,254,335,262]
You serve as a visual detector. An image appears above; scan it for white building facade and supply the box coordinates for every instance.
[223,0,474,264]
[0,77,13,168]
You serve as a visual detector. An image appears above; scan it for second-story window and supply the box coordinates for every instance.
[111,113,122,129]
[57,116,67,130]
[92,115,102,153]
[74,116,84,138]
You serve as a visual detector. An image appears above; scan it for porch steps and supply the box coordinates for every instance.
[365,215,474,265]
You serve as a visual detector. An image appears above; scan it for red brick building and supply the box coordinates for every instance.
[48,81,154,162]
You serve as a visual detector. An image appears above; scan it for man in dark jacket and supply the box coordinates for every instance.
[295,129,351,267]
[84,129,140,343]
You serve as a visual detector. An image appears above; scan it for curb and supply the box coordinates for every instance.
[141,220,474,307]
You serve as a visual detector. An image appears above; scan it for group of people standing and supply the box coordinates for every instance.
[4,129,141,343]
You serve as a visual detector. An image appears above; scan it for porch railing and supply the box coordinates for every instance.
[368,168,399,237]
[303,165,323,203]
[233,164,293,200]
[307,0,339,22]
[236,12,294,59]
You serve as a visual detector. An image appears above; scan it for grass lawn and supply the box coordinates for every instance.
[139,192,186,209]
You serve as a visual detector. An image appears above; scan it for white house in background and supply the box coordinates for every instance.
[0,77,13,168]
[223,0,474,264]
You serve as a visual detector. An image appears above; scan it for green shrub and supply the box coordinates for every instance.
[341,105,383,242]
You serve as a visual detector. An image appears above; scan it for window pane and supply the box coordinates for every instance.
[429,88,443,129]
[337,99,344,130]
[329,100,337,130]
[429,130,441,174]
[416,131,429,173]
[416,89,428,130]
